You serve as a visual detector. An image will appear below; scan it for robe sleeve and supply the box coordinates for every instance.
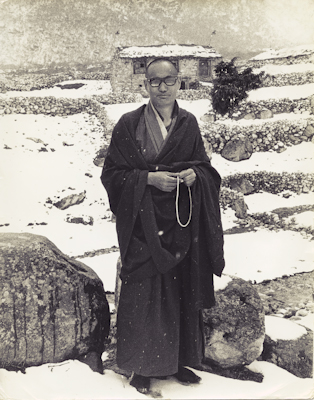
[100,113,149,260]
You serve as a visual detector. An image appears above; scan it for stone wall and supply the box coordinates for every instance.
[110,56,222,93]
[247,54,314,69]
[202,116,314,153]
[261,72,314,87]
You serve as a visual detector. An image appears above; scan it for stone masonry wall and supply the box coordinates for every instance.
[110,56,221,93]
[247,54,314,69]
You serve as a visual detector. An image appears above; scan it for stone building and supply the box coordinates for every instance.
[110,44,222,93]
[248,44,314,68]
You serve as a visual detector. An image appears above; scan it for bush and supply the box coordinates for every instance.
[211,58,264,116]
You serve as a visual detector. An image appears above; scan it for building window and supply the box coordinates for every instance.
[133,59,146,74]
[199,59,211,76]
[180,77,190,90]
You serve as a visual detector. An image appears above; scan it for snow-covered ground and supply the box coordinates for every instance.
[0,79,112,99]
[253,62,314,75]
[0,71,313,399]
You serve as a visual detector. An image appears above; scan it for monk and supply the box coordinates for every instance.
[101,58,225,394]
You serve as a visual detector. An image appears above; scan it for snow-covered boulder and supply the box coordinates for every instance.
[0,233,110,371]
[260,316,313,378]
[203,277,265,368]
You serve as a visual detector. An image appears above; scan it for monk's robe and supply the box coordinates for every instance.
[101,101,225,377]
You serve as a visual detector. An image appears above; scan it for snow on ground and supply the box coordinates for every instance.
[253,62,314,75]
[223,229,313,283]
[215,111,311,126]
[0,80,313,399]
[265,316,308,341]
[247,83,314,101]
[250,44,314,61]
[212,141,314,175]
[0,79,112,99]
[0,358,312,400]
[285,211,314,229]
[245,192,314,214]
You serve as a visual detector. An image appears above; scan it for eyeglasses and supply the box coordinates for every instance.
[147,76,178,87]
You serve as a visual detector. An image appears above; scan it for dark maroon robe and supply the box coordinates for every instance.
[101,103,225,376]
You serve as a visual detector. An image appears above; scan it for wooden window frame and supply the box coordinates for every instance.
[199,59,211,77]
[133,59,146,74]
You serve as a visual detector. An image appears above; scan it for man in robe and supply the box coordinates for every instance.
[101,58,225,394]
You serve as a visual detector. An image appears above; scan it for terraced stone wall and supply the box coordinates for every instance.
[261,72,314,87]
[247,54,314,68]
[1,94,313,153]
[202,116,314,153]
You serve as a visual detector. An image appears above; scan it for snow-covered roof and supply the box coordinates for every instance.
[118,44,222,59]
[250,44,314,61]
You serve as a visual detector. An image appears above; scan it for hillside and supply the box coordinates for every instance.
[0,0,313,71]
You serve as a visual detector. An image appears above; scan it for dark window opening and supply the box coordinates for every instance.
[199,60,211,76]
[180,81,186,90]
[133,60,146,74]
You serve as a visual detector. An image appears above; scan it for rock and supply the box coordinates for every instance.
[221,137,253,162]
[56,83,85,90]
[26,137,46,145]
[53,191,86,210]
[243,112,255,120]
[65,215,94,225]
[256,109,273,119]
[304,124,314,138]
[232,197,248,219]
[200,113,215,123]
[203,277,265,368]
[93,147,108,167]
[296,309,308,317]
[261,318,313,378]
[0,232,110,370]
[276,146,287,153]
[229,177,255,195]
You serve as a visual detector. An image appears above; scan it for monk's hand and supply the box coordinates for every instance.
[178,168,196,187]
[147,171,179,192]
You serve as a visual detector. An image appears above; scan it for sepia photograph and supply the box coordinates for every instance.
[0,0,313,398]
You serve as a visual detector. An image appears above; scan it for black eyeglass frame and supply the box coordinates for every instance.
[147,76,178,87]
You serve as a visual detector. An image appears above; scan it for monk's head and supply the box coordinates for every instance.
[144,58,181,110]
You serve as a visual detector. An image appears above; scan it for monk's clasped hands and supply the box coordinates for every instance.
[148,169,196,192]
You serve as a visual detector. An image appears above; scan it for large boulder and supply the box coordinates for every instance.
[203,277,265,368]
[221,136,253,162]
[260,316,313,378]
[0,232,110,371]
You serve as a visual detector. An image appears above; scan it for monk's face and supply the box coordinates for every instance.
[144,61,181,110]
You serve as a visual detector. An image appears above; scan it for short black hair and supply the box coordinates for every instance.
[145,58,178,78]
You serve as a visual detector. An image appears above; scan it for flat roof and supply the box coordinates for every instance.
[118,44,222,59]
[250,44,314,61]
